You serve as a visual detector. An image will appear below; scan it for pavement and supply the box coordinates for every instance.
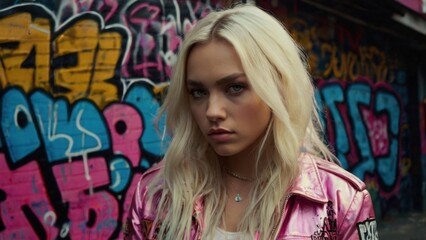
[378,211,426,239]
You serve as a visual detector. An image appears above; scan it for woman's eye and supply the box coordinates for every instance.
[190,89,207,98]
[227,84,245,95]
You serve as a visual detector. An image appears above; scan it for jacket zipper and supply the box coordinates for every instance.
[272,194,292,239]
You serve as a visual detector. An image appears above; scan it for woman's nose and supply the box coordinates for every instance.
[206,94,226,122]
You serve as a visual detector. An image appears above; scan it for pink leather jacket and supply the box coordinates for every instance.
[124,154,378,239]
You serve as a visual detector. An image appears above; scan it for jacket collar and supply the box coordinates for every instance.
[287,153,328,203]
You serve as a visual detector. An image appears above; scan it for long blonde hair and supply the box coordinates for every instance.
[149,4,335,239]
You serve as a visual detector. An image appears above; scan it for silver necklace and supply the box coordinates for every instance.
[225,169,254,202]
[225,169,255,182]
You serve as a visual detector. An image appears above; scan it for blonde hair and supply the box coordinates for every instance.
[149,4,335,239]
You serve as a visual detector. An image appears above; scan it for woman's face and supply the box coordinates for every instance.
[186,38,271,158]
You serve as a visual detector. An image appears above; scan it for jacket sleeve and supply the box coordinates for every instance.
[123,179,146,240]
[339,189,379,240]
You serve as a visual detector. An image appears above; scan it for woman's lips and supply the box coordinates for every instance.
[208,128,234,142]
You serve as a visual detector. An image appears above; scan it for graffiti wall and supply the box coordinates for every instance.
[0,0,221,238]
[257,0,414,218]
[0,0,419,238]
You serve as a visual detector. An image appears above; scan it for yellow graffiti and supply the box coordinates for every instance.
[0,13,50,91]
[358,46,388,82]
[321,43,388,82]
[0,12,122,107]
[54,19,122,106]
[285,17,393,82]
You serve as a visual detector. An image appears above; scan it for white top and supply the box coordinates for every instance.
[213,228,252,240]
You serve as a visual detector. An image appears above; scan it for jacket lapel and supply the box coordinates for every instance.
[288,154,328,204]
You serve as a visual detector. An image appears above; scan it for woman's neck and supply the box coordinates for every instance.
[220,152,257,180]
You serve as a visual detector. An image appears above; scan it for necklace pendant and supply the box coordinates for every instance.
[235,193,242,202]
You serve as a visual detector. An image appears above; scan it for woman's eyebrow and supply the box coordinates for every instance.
[215,73,246,86]
[186,73,246,87]
[186,80,203,87]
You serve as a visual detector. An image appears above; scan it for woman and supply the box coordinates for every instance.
[124,4,378,240]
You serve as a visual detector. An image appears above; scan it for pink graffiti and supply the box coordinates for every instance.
[103,103,143,167]
[362,108,389,157]
[52,158,119,239]
[122,1,218,81]
[122,2,183,81]
[74,0,118,22]
[0,154,58,239]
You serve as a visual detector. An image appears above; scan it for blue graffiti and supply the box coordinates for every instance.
[320,83,350,169]
[141,157,151,169]
[318,80,402,190]
[1,88,41,163]
[347,83,375,179]
[30,91,110,162]
[109,156,131,193]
